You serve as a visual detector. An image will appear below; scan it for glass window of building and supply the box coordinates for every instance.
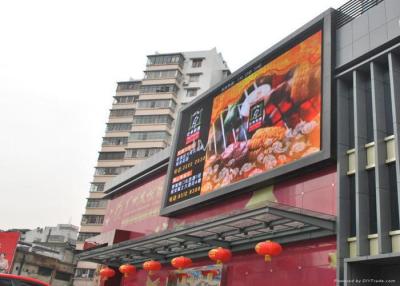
[106,123,132,132]
[113,96,137,104]
[109,109,135,117]
[116,82,141,91]
[95,167,119,176]
[191,58,203,68]
[147,54,184,66]
[98,152,125,160]
[89,183,105,192]
[125,148,162,158]
[132,115,173,125]
[186,88,198,97]
[75,268,95,279]
[77,232,100,242]
[129,131,170,141]
[81,215,104,225]
[189,74,200,82]
[137,99,176,109]
[102,137,128,146]
[140,84,178,94]
[86,199,107,208]
[144,70,181,80]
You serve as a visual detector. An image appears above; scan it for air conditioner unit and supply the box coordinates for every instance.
[182,82,189,86]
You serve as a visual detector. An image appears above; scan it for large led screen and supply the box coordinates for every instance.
[162,18,332,215]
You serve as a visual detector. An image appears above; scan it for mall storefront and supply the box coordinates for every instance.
[78,1,400,285]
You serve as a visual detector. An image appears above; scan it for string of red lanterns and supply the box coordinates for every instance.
[99,240,282,281]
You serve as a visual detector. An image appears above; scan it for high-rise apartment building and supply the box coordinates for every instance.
[74,48,229,285]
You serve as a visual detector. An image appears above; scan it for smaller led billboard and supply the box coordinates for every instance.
[0,232,20,274]
[161,13,333,215]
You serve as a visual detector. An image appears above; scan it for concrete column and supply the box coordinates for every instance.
[370,61,391,253]
[337,78,352,284]
[388,53,400,224]
[353,70,370,256]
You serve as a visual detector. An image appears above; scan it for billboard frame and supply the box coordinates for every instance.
[160,9,335,216]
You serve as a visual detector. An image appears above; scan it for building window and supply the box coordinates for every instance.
[132,115,173,125]
[125,148,162,159]
[74,268,95,279]
[129,131,170,141]
[140,84,178,94]
[116,82,141,91]
[147,54,184,66]
[38,267,53,277]
[47,235,65,242]
[86,199,107,209]
[144,70,182,80]
[90,183,105,192]
[98,152,125,160]
[192,58,203,68]
[102,137,128,146]
[109,109,135,117]
[81,215,104,225]
[137,99,176,110]
[77,232,100,242]
[113,96,137,104]
[95,167,119,176]
[55,272,72,282]
[106,123,132,132]
[94,166,131,176]
[186,89,198,97]
[188,74,200,82]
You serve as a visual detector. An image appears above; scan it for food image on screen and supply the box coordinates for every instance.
[166,30,322,206]
[201,31,322,195]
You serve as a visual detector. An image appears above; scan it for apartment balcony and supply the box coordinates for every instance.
[79,225,103,233]
[96,160,126,168]
[126,140,169,149]
[100,145,127,153]
[115,89,140,97]
[133,108,174,117]
[138,92,177,101]
[145,64,183,72]
[92,176,115,183]
[87,192,106,199]
[131,124,172,132]
[107,117,134,124]
[141,78,181,86]
[104,131,131,137]
[111,103,136,110]
[84,208,107,216]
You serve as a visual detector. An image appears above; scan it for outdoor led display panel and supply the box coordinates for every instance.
[161,14,333,215]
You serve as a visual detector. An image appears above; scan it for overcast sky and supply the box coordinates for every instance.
[0,0,347,230]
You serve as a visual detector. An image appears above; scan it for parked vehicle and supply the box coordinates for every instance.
[0,274,49,286]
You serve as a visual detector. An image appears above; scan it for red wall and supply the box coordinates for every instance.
[117,236,336,286]
[102,166,337,286]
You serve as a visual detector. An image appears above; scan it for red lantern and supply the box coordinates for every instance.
[99,267,116,281]
[255,240,282,262]
[119,264,136,277]
[208,247,232,264]
[171,256,192,270]
[143,260,162,275]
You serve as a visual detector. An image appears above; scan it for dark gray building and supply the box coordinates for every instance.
[336,0,400,284]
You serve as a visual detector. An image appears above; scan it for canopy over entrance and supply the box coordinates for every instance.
[78,202,336,267]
